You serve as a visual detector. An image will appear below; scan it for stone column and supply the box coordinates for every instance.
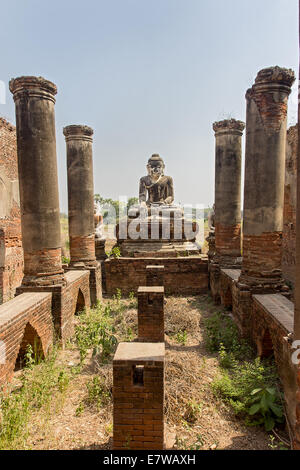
[63,125,97,267]
[239,66,295,289]
[213,119,245,264]
[9,76,65,287]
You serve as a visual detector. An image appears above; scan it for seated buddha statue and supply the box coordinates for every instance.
[139,154,174,207]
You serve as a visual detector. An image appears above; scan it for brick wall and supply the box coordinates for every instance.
[282,125,297,291]
[105,257,208,296]
[0,118,23,303]
[138,287,164,342]
[0,292,53,386]
[146,265,164,287]
[113,342,165,450]
[252,295,296,430]
[16,270,90,344]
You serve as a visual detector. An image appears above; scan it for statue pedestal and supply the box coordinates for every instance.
[104,204,208,296]
[117,204,201,258]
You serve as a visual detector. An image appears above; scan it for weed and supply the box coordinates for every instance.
[184,400,203,423]
[175,330,188,345]
[85,376,111,410]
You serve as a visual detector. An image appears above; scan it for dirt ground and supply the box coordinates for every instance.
[19,295,281,451]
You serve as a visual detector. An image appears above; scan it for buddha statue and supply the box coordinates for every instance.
[139,154,174,207]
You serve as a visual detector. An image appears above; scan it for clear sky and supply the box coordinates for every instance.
[0,0,298,212]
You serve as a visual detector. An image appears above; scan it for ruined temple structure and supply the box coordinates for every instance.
[1,60,300,450]
[0,76,101,386]
[105,154,208,295]
[0,118,23,303]
[210,66,300,437]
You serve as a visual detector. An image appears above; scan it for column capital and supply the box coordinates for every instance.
[9,76,57,103]
[213,119,245,136]
[246,66,295,99]
[63,125,94,142]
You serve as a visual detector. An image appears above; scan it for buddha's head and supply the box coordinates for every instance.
[147,154,165,181]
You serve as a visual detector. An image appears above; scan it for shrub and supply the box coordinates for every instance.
[75,304,117,364]
[212,358,284,431]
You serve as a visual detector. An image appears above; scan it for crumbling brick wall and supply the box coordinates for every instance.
[105,257,208,296]
[0,118,23,303]
[282,124,297,292]
[16,270,91,344]
[0,292,53,386]
[252,295,297,430]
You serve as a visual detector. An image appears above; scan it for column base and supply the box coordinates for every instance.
[232,279,289,337]
[21,270,66,287]
[209,256,242,304]
[65,261,102,305]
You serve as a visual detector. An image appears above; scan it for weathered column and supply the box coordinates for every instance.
[63,125,97,267]
[293,1,300,451]
[282,125,297,292]
[239,66,295,289]
[9,76,65,287]
[213,119,245,264]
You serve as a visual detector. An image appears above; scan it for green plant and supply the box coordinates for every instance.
[61,256,70,265]
[176,434,205,450]
[75,304,117,364]
[247,387,284,431]
[106,246,121,259]
[184,400,203,423]
[204,312,253,361]
[0,348,72,450]
[212,358,283,431]
[175,330,188,345]
[85,376,111,410]
[75,402,85,416]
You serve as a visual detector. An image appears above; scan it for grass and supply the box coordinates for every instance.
[0,292,138,450]
[203,311,285,432]
[0,294,284,450]
[0,346,71,450]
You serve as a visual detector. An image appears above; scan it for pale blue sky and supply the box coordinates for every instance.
[0,0,298,212]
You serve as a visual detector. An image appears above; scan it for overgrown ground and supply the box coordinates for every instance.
[0,294,290,450]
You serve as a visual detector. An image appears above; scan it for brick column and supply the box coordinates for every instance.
[239,66,295,289]
[146,265,164,286]
[9,76,65,287]
[63,125,97,267]
[113,342,165,450]
[138,286,164,342]
[63,125,102,305]
[213,119,245,264]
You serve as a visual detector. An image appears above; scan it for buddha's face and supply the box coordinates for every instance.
[147,160,164,181]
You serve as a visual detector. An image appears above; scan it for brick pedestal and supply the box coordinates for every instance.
[113,342,165,450]
[138,286,164,342]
